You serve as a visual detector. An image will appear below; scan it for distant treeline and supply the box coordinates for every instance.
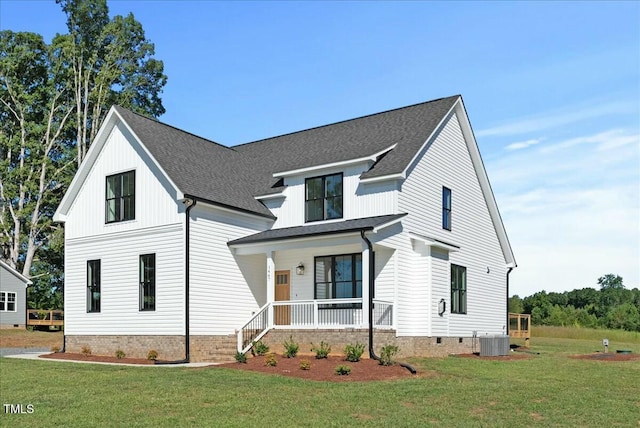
[509,274,640,332]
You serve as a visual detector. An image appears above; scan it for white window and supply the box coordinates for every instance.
[0,292,17,312]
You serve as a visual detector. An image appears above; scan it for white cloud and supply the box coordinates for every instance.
[486,128,640,296]
[476,100,636,137]
[504,138,541,151]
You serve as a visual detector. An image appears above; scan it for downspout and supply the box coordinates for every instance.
[156,197,196,364]
[360,230,416,375]
[506,267,513,336]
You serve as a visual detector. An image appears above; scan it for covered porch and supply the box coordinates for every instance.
[228,214,405,353]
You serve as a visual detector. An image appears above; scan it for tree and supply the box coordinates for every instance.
[1,0,166,308]
[56,0,166,167]
[508,295,524,314]
[597,274,624,290]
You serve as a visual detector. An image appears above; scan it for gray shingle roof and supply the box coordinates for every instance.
[228,214,407,246]
[114,96,459,217]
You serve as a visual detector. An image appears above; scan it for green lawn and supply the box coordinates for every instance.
[1,336,638,427]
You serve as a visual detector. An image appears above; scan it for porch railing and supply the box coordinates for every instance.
[237,298,394,353]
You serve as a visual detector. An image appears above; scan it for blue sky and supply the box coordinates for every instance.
[2,1,639,297]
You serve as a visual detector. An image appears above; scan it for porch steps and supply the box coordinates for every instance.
[191,335,238,363]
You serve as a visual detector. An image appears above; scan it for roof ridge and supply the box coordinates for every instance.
[233,95,460,148]
[113,105,237,153]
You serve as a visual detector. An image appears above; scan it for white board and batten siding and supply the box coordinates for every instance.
[398,111,507,337]
[64,123,186,335]
[188,204,271,336]
[267,164,398,229]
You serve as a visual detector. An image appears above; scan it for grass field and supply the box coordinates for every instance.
[1,330,638,427]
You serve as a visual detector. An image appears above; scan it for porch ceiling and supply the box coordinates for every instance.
[228,213,407,247]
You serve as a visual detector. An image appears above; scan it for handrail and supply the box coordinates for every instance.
[237,302,271,353]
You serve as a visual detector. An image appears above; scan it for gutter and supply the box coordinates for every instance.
[360,230,416,375]
[506,267,514,335]
[156,198,196,365]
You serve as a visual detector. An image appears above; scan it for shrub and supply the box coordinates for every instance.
[379,344,399,366]
[50,345,60,353]
[299,359,311,370]
[253,340,270,356]
[147,350,159,361]
[81,346,92,356]
[26,326,34,332]
[311,341,331,359]
[344,342,365,362]
[335,365,351,375]
[115,349,126,359]
[264,354,277,367]
[283,335,299,358]
[235,351,247,363]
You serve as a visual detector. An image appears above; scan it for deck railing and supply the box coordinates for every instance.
[509,312,531,347]
[237,298,394,353]
[27,309,64,327]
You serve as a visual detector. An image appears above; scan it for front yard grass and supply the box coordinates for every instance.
[1,336,638,427]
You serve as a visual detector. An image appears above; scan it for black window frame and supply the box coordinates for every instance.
[87,259,101,313]
[106,170,135,223]
[451,264,467,314]
[139,253,156,311]
[314,253,362,308]
[442,186,452,231]
[305,173,343,222]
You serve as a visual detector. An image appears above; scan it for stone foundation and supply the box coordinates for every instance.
[64,331,478,362]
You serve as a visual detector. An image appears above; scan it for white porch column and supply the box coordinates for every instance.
[361,242,370,327]
[266,251,275,326]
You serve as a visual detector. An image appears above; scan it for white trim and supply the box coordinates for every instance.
[0,291,18,312]
[191,199,277,222]
[359,173,405,184]
[0,260,32,285]
[254,192,286,200]
[372,215,405,233]
[408,232,460,252]
[273,144,397,178]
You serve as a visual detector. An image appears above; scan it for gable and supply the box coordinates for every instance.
[0,260,32,286]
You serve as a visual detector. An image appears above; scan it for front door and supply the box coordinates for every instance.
[274,270,290,325]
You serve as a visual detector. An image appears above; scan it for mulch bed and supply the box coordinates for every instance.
[570,352,638,362]
[40,352,154,365]
[213,354,419,382]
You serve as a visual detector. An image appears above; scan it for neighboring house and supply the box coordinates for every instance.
[0,260,31,329]
[53,95,516,362]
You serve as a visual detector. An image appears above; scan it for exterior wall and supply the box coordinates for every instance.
[0,265,27,327]
[64,123,183,240]
[63,121,186,336]
[267,164,398,229]
[189,204,271,336]
[398,112,508,337]
[64,224,185,335]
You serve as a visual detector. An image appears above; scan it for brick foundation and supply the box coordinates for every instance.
[263,329,474,358]
[64,331,477,362]
[65,335,186,361]
[0,324,26,329]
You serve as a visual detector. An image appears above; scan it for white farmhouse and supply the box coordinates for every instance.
[54,95,516,362]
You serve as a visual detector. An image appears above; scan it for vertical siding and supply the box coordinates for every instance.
[65,123,182,240]
[270,164,398,229]
[0,267,27,325]
[64,225,185,335]
[188,205,270,335]
[398,112,507,336]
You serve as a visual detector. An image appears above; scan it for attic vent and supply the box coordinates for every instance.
[479,335,510,357]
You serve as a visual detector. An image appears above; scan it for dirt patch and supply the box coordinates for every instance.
[570,352,638,362]
[0,329,63,349]
[213,354,418,382]
[40,352,154,365]
[454,352,531,361]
